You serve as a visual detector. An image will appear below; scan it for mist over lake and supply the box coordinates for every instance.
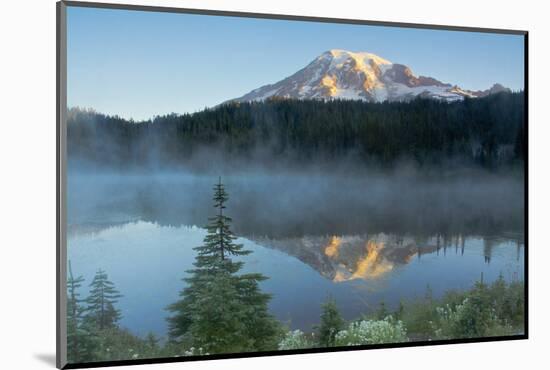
[68,165,524,237]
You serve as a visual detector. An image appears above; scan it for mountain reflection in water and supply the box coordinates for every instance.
[255,233,524,282]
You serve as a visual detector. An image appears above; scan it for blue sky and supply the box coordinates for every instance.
[67,6,525,120]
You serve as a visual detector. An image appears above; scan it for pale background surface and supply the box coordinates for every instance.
[0,0,547,369]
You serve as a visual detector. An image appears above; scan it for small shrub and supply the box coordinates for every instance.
[278,330,313,350]
[334,317,408,346]
[432,295,499,339]
[316,297,345,347]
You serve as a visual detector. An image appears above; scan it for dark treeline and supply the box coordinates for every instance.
[68,92,525,170]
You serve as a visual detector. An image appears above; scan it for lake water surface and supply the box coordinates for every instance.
[67,171,525,337]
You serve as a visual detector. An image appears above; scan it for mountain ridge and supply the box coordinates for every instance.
[229,49,510,104]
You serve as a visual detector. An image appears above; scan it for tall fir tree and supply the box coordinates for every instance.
[85,269,123,330]
[66,261,97,363]
[316,296,345,347]
[234,271,281,350]
[167,177,279,353]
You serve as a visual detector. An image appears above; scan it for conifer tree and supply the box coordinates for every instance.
[316,297,345,347]
[235,271,281,350]
[167,177,279,353]
[203,177,251,265]
[66,261,96,362]
[85,269,122,330]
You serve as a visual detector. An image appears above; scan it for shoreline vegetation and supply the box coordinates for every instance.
[66,179,525,364]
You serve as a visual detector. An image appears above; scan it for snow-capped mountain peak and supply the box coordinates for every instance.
[322,49,392,68]
[230,50,509,104]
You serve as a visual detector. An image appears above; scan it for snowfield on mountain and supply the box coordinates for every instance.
[230,49,510,104]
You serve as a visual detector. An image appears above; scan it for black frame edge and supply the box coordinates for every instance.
[523,32,529,339]
[61,0,527,35]
[63,334,528,369]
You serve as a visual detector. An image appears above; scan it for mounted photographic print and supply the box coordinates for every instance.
[56,1,528,368]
